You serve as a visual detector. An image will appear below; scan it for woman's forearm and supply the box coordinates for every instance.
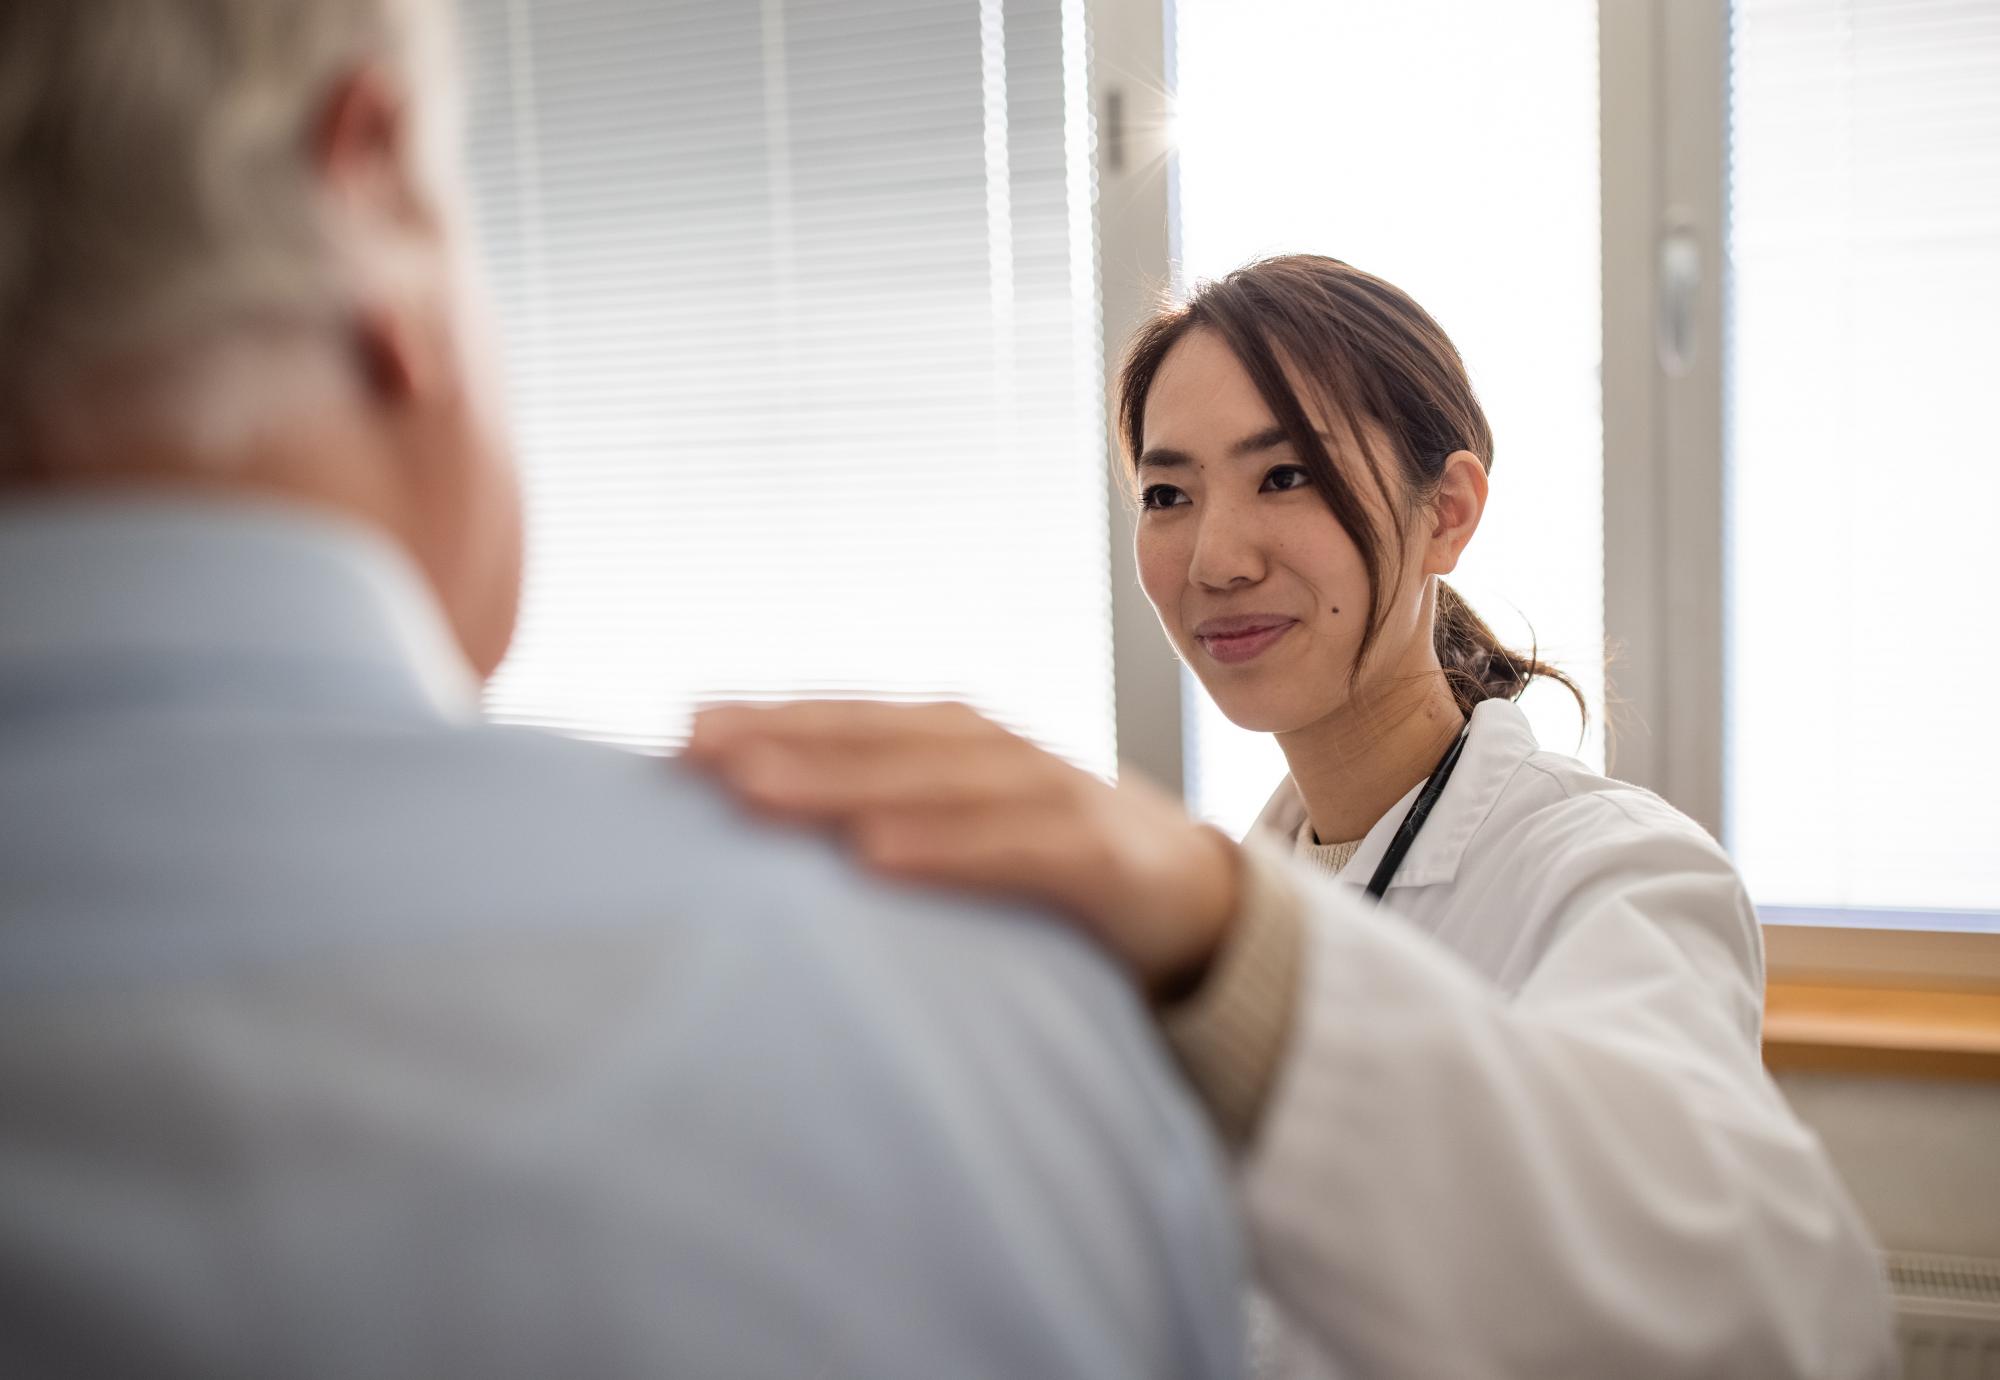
[1159,839,1308,1148]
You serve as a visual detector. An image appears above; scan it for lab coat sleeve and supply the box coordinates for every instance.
[1240,793,1896,1380]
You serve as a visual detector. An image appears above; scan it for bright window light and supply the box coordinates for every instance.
[1727,0,2000,926]
[461,0,1116,775]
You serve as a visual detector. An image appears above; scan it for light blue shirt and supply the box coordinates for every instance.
[0,497,1245,1379]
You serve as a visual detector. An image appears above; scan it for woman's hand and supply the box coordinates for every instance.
[681,700,1243,998]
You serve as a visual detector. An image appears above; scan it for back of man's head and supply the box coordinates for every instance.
[0,0,523,676]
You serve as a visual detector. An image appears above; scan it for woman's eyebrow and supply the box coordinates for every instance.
[1228,425,1292,458]
[1138,425,1294,471]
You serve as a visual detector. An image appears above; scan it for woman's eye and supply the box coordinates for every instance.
[1139,484,1188,511]
[1261,465,1312,494]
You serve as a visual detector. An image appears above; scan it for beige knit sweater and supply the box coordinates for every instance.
[1159,813,1355,1147]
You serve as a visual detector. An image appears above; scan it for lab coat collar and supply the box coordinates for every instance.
[1251,697,1540,892]
[0,492,480,724]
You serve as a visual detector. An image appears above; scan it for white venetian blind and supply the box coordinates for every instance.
[1728,0,2000,926]
[459,0,1114,775]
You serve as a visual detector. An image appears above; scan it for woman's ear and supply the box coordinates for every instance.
[1424,451,1488,576]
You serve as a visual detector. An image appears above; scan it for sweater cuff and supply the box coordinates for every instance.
[1158,834,1307,1150]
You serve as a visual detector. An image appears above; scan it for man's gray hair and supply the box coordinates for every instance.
[0,0,460,462]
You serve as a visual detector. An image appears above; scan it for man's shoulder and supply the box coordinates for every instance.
[0,719,1247,1378]
[7,707,1208,1162]
[383,719,1084,948]
[1,711,1094,1004]
[336,720,1213,1134]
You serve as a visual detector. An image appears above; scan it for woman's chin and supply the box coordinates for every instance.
[1203,691,1324,737]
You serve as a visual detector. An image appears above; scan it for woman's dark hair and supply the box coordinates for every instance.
[1117,253,1582,720]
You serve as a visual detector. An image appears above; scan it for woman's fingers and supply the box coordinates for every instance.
[687,716,1073,822]
[685,699,994,762]
[725,742,1009,818]
[851,803,1102,906]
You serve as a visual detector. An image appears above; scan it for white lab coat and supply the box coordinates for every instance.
[1238,697,1895,1379]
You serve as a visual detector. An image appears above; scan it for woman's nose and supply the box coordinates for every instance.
[1187,506,1267,591]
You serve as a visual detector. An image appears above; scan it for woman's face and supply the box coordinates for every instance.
[1133,327,1433,734]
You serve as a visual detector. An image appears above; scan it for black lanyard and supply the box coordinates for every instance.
[1362,716,1474,902]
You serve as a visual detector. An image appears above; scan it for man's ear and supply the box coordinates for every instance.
[1424,450,1489,577]
[314,66,442,409]
[312,64,424,226]
[350,306,427,407]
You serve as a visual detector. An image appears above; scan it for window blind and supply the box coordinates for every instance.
[1728,0,2000,922]
[458,0,1115,775]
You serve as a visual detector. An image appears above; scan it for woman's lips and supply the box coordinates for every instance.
[1194,618,1298,665]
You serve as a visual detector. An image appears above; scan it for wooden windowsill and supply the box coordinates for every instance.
[1763,982,2000,1080]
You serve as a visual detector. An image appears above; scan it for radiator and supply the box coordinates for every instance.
[1892,1252,2000,1380]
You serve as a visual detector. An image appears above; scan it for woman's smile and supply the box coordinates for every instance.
[1193,614,1299,665]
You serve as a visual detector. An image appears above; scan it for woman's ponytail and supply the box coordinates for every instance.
[1433,580,1584,720]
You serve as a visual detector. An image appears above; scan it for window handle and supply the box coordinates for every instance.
[1657,219,1702,377]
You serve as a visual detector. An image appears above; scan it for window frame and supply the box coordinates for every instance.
[1089,0,1184,794]
[1600,0,2000,1002]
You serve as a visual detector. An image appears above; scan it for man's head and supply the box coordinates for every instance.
[0,0,521,677]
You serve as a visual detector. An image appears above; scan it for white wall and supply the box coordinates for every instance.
[1777,1074,2000,1258]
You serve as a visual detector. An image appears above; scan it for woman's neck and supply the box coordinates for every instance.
[1276,666,1467,847]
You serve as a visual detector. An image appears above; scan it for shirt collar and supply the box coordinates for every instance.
[1250,697,1540,891]
[0,493,480,723]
